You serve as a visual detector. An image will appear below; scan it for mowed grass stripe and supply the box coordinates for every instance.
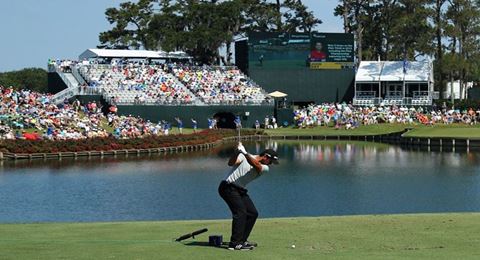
[266,124,480,139]
[0,213,480,259]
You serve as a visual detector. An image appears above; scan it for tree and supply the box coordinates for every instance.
[239,0,280,32]
[99,0,155,49]
[0,68,47,93]
[101,0,321,63]
[336,0,434,62]
[334,0,372,64]
[282,0,322,33]
[444,0,480,99]
[148,0,235,64]
[432,0,447,98]
[388,0,434,60]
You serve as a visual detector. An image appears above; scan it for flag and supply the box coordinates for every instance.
[234,115,242,129]
[403,59,408,74]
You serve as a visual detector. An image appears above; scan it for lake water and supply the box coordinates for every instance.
[1,140,480,223]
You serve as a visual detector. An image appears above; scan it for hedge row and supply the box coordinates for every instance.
[0,129,263,154]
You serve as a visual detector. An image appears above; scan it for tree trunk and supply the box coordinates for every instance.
[459,35,464,100]
[275,0,282,31]
[343,0,350,33]
[450,71,454,107]
[225,41,232,66]
[356,24,363,64]
[435,0,445,99]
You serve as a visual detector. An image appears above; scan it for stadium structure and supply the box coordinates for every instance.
[48,32,435,128]
[48,49,278,129]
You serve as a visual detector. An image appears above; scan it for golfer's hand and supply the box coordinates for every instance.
[237,143,248,155]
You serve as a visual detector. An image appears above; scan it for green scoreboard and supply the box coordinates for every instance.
[245,32,355,103]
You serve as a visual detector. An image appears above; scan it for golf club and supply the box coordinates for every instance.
[175,228,208,242]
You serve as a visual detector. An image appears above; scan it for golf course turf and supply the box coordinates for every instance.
[1,213,479,259]
[265,123,480,139]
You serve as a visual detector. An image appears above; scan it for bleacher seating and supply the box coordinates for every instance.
[171,65,269,105]
[78,64,195,105]
[76,63,270,106]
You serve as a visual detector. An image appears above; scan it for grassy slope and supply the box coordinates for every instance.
[265,124,406,136]
[403,124,480,138]
[1,213,480,260]
[266,124,480,139]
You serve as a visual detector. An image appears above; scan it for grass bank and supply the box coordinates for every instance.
[265,123,480,139]
[1,213,479,259]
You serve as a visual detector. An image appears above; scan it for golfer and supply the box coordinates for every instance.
[218,142,279,250]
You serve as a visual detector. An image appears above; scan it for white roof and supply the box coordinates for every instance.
[356,61,433,83]
[79,48,191,60]
[355,61,382,82]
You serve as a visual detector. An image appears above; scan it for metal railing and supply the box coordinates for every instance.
[355,91,376,98]
[413,91,430,98]
[80,87,103,96]
[51,86,80,104]
[111,98,273,106]
[56,69,74,89]
[385,91,403,98]
[72,66,86,85]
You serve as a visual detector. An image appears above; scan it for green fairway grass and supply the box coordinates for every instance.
[1,213,479,259]
[266,124,480,139]
[265,124,407,136]
[403,124,480,138]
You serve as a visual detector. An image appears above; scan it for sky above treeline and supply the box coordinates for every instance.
[0,0,342,72]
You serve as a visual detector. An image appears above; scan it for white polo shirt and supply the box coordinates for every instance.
[224,153,269,188]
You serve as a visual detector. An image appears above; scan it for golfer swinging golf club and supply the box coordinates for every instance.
[218,142,279,250]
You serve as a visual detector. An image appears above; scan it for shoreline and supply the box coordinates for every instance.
[4,128,480,160]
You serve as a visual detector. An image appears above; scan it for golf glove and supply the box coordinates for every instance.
[237,143,248,155]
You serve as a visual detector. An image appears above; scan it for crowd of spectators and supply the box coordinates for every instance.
[294,103,480,129]
[79,62,194,105]
[171,64,270,105]
[48,58,76,73]
[63,59,271,106]
[0,85,111,141]
[0,85,188,141]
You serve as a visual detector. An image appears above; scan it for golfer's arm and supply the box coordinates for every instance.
[228,151,241,166]
[244,153,263,173]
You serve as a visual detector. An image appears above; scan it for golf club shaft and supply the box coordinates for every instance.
[175,228,208,242]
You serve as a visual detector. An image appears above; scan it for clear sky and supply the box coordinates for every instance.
[0,0,343,72]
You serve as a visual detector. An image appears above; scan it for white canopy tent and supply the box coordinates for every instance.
[268,91,288,98]
[356,60,433,84]
[355,61,382,82]
[354,60,434,106]
[379,61,432,82]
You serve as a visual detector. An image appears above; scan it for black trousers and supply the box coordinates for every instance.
[218,181,258,245]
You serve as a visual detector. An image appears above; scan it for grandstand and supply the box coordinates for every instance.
[47,49,275,128]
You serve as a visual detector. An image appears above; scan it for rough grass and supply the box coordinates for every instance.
[1,213,480,259]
